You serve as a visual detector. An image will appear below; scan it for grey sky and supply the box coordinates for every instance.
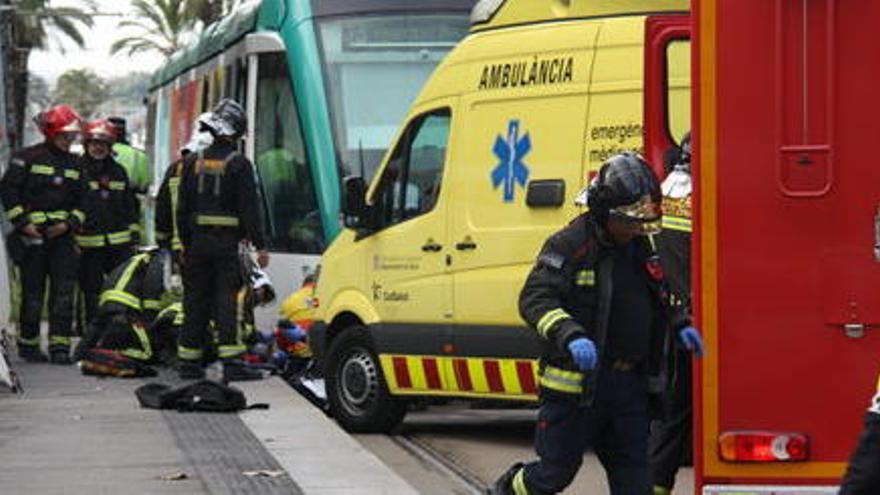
[29,0,166,82]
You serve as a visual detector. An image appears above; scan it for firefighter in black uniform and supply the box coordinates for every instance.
[76,119,139,329]
[73,248,169,363]
[175,99,269,380]
[650,132,694,495]
[0,104,86,364]
[492,153,704,495]
[840,377,880,494]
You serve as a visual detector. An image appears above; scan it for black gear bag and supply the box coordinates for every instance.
[135,380,268,412]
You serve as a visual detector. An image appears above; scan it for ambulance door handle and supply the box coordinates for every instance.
[455,240,477,251]
[422,241,442,253]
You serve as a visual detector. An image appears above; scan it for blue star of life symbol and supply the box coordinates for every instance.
[491,120,531,202]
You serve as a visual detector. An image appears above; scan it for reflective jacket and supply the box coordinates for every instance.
[155,159,185,253]
[519,212,689,405]
[76,155,139,248]
[176,141,266,249]
[99,252,166,323]
[0,142,85,231]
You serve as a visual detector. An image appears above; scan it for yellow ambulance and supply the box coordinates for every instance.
[312,0,691,432]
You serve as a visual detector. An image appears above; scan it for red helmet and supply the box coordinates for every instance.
[83,119,118,143]
[34,105,82,140]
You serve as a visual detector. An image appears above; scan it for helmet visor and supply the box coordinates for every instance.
[608,195,662,235]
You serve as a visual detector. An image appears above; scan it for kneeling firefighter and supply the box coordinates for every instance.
[492,153,704,495]
[74,248,171,363]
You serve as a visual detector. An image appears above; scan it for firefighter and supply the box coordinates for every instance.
[650,132,694,495]
[0,105,86,364]
[492,153,704,495]
[175,99,269,381]
[73,248,169,363]
[107,116,150,195]
[76,119,139,329]
[839,375,880,494]
[155,113,214,260]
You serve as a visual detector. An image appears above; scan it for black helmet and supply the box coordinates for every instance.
[202,98,247,137]
[587,152,662,233]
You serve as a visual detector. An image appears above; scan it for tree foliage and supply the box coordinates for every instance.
[52,69,107,119]
[111,0,204,57]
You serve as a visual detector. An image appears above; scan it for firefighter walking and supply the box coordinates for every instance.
[0,105,86,364]
[175,99,269,381]
[492,153,704,494]
[76,119,140,328]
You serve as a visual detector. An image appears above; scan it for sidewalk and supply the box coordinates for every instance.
[0,357,417,494]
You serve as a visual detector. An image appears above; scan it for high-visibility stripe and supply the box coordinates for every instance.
[63,169,80,180]
[76,234,106,247]
[30,164,55,175]
[108,181,126,190]
[29,211,47,224]
[6,205,23,220]
[393,356,411,388]
[536,308,571,337]
[236,288,247,347]
[423,358,442,390]
[46,210,69,221]
[195,214,239,227]
[484,360,504,393]
[18,336,40,346]
[121,324,152,361]
[517,361,537,394]
[178,345,202,360]
[218,344,246,359]
[107,230,132,245]
[539,366,584,394]
[575,269,595,286]
[49,336,71,346]
[99,289,141,310]
[512,468,529,495]
[169,177,182,250]
[142,299,161,310]
[88,181,100,190]
[453,358,472,391]
[72,210,85,224]
[662,215,692,233]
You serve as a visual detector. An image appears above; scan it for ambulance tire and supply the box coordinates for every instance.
[325,326,406,433]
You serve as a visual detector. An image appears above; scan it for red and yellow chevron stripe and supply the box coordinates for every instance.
[379,354,539,400]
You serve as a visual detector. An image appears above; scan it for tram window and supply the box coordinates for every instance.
[372,109,450,229]
[254,52,324,254]
[666,39,690,145]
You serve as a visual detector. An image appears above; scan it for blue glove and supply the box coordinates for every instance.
[567,337,598,371]
[678,326,705,357]
[283,325,307,342]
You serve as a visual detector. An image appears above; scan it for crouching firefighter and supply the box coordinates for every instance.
[73,248,170,363]
[492,153,704,495]
[175,98,269,380]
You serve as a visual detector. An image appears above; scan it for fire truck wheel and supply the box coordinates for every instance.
[325,326,406,433]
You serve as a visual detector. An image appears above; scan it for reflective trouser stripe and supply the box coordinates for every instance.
[121,324,152,361]
[46,210,69,221]
[218,345,247,359]
[106,230,132,245]
[539,366,584,394]
[536,308,571,338]
[195,214,239,227]
[99,290,141,310]
[575,269,595,286]
[30,165,54,175]
[72,209,85,224]
[63,169,80,180]
[6,205,23,220]
[142,299,161,311]
[168,177,182,252]
[662,215,692,233]
[512,468,529,495]
[29,211,47,224]
[76,234,106,247]
[18,336,40,346]
[178,345,203,361]
[49,336,71,347]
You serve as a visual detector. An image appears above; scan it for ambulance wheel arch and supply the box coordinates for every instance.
[324,325,407,433]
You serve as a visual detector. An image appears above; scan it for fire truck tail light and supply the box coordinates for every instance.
[718,431,809,462]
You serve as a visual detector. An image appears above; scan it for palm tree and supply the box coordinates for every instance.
[110,0,206,57]
[7,0,96,147]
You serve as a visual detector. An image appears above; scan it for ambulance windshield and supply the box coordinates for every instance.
[317,14,468,183]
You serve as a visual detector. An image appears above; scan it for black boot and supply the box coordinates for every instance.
[178,361,205,380]
[18,345,48,363]
[223,359,264,382]
[49,349,72,365]
[490,462,525,495]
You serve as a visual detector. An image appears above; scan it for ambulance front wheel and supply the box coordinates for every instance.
[325,326,406,433]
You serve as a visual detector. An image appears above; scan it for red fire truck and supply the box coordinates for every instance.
[644,1,880,493]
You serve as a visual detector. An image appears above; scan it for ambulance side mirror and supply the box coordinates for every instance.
[341,176,368,229]
[526,179,565,208]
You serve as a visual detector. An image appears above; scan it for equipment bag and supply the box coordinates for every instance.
[135,379,268,413]
[80,349,157,378]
